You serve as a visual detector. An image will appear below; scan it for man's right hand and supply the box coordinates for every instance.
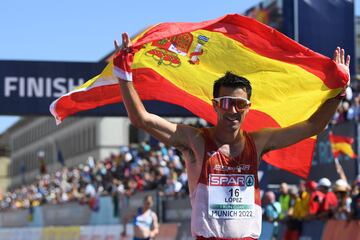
[113,32,134,82]
[114,33,132,52]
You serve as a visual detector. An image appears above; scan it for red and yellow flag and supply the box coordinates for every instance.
[50,14,348,178]
[329,132,357,159]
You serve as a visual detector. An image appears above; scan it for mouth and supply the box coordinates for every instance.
[225,115,241,122]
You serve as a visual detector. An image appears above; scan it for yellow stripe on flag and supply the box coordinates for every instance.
[331,142,356,158]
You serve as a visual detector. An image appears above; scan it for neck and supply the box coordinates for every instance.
[213,126,241,145]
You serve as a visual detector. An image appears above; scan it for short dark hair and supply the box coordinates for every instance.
[213,72,252,99]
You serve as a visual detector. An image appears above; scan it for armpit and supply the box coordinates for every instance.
[176,144,197,164]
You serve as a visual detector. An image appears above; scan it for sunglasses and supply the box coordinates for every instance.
[212,96,251,112]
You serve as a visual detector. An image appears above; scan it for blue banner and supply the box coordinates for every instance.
[0,60,195,117]
[297,0,355,75]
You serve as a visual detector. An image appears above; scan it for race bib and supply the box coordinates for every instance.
[208,174,255,219]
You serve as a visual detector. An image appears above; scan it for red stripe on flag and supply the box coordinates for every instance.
[53,84,121,122]
[329,133,354,144]
[264,138,316,178]
[243,110,314,178]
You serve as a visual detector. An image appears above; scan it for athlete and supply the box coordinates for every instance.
[122,195,159,240]
[115,33,350,239]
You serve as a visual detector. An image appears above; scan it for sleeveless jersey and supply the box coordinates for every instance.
[133,207,154,230]
[190,128,261,239]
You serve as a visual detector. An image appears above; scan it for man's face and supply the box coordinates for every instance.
[213,86,250,132]
[280,183,288,194]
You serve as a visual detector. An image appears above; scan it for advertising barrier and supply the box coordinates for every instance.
[0,208,29,227]
[42,202,92,226]
[0,224,179,240]
[0,195,360,239]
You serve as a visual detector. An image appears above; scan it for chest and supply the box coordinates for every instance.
[135,210,153,225]
[216,143,244,158]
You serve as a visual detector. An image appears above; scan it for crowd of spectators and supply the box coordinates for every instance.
[332,84,360,124]
[1,92,360,236]
[0,141,189,214]
[263,176,360,240]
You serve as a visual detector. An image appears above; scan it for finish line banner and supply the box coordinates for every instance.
[0,60,194,117]
[0,60,105,115]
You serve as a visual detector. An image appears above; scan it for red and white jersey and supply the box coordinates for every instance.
[190,128,261,239]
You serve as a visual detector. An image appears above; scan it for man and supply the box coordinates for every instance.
[122,195,159,240]
[351,177,360,219]
[278,182,290,220]
[317,177,338,219]
[283,186,303,240]
[263,191,281,240]
[306,180,324,219]
[115,32,350,239]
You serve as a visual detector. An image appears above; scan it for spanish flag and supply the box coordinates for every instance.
[50,14,348,178]
[329,132,357,159]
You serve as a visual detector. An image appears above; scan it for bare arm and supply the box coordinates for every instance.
[115,33,199,151]
[253,47,350,155]
[150,213,159,238]
[334,157,347,182]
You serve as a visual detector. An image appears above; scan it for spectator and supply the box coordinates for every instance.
[306,180,324,219]
[351,177,360,219]
[351,94,360,121]
[278,182,290,220]
[263,191,281,240]
[162,171,183,199]
[283,186,303,240]
[297,180,310,219]
[333,179,351,220]
[317,178,338,219]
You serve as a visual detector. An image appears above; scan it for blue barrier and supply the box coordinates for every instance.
[27,207,43,227]
[0,195,356,240]
[89,196,120,225]
[259,222,274,240]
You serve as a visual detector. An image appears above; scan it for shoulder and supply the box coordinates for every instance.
[150,210,158,219]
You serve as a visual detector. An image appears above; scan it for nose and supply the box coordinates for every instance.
[227,104,238,113]
[232,106,239,113]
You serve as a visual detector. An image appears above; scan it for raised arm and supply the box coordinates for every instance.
[252,47,350,155]
[114,33,200,151]
[334,157,348,182]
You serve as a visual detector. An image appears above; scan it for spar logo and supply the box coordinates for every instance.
[145,33,209,67]
[209,174,254,187]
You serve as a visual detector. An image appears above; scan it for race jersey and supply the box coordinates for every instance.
[190,128,261,239]
[133,207,155,230]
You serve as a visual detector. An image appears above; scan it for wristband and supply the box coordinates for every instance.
[113,48,134,81]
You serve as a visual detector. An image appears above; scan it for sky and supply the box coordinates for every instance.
[0,0,359,134]
[0,0,262,134]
